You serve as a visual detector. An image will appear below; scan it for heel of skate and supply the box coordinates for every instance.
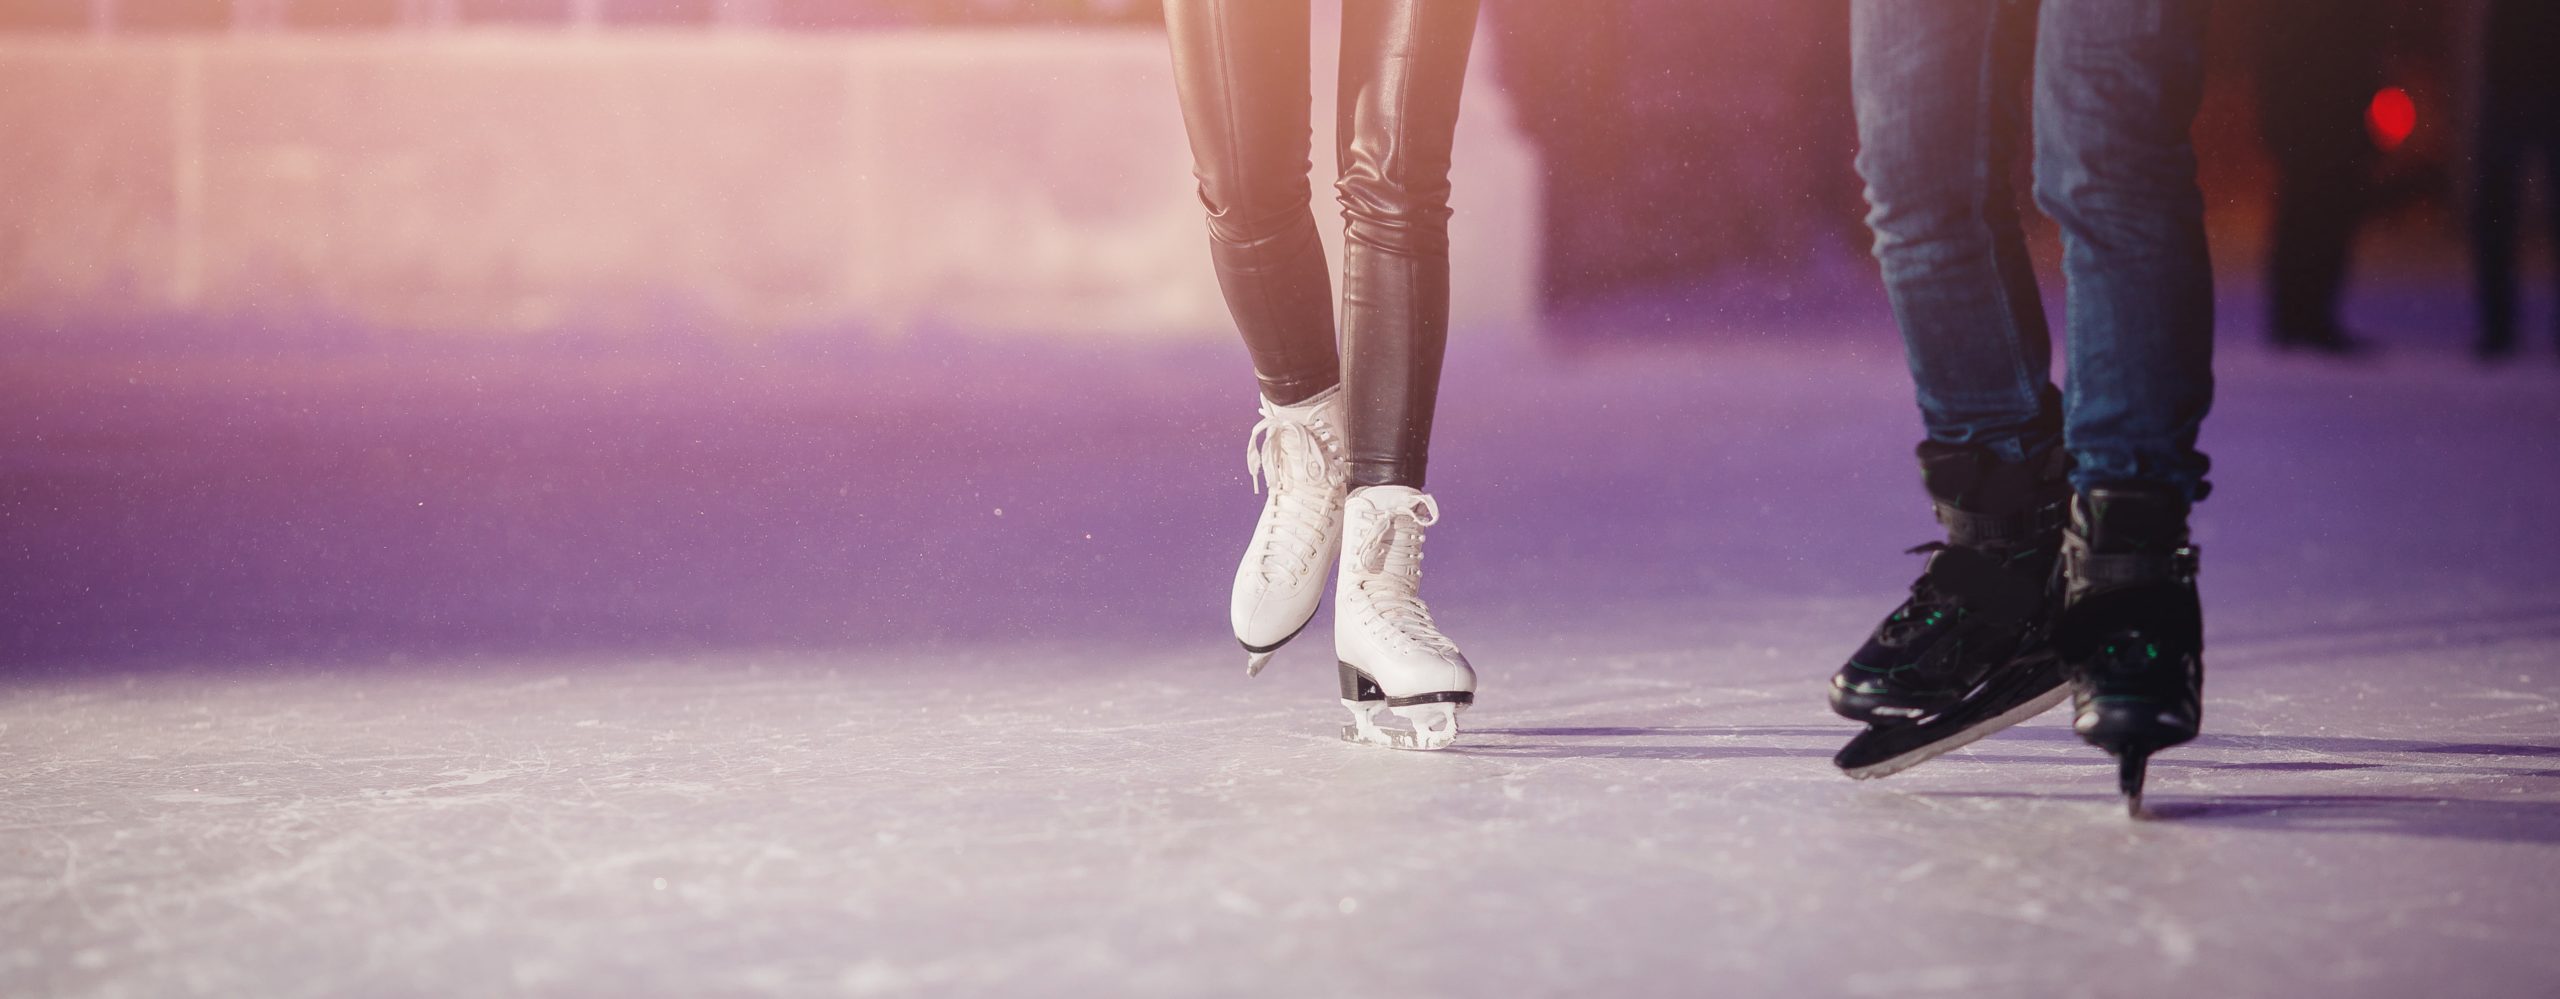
[2072,695,2196,819]
[2075,704,2192,819]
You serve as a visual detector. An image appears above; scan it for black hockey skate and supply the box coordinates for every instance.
[1832,445,2073,779]
[2056,484,2204,818]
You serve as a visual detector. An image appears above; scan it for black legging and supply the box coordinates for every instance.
[1164,0,1480,489]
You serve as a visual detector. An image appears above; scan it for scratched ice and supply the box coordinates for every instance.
[4,281,2558,996]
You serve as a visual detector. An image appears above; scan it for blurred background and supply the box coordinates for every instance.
[8,7,2560,995]
[0,0,2534,339]
[1,0,2552,670]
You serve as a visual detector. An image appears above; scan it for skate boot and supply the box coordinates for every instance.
[1833,445,2073,779]
[2057,484,2203,818]
[1231,386,1348,676]
[1334,486,1474,751]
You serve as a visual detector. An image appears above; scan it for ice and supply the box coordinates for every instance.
[3,286,2558,995]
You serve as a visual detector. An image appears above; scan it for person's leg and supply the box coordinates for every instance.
[2469,85,2524,358]
[1329,0,1483,750]
[1335,0,1480,489]
[2266,147,2367,349]
[2479,0,2560,356]
[2254,0,2380,351]
[2539,109,2560,351]
[2031,0,2213,811]
[1829,2,2076,781]
[2031,0,2213,502]
[1163,0,1339,404]
[2264,158,2317,343]
[1852,0,2059,465]
[1168,1,1349,672]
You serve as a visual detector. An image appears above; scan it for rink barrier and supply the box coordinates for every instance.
[0,31,1537,340]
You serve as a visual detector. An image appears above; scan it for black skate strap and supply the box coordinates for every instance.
[1933,500,2066,550]
[2066,545,2199,590]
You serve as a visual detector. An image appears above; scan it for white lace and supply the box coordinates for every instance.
[1347,491,1460,656]
[1243,400,1344,583]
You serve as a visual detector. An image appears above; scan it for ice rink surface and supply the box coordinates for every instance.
[4,285,2558,996]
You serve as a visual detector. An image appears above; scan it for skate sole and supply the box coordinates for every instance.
[1835,656,2072,779]
[1827,680,1946,727]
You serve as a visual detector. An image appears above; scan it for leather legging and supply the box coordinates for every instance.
[1164,0,1480,489]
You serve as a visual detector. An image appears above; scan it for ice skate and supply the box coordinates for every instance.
[1834,651,2074,779]
[2056,485,2204,818]
[1333,486,1473,750]
[1230,386,1348,676]
[1832,447,2074,778]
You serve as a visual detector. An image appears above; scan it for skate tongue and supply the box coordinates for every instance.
[1344,488,1456,656]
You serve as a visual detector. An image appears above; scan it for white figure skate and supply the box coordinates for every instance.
[1231,387,1348,676]
[1334,486,1475,750]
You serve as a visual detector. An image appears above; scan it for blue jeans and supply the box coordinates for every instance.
[1851,0,2214,500]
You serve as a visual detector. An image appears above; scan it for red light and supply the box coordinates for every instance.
[2366,86,2416,152]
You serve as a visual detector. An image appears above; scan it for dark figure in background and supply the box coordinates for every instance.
[2253,0,2388,355]
[1162,1,1483,750]
[2472,0,2560,361]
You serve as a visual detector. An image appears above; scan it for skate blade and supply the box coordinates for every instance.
[1245,651,1275,677]
[2119,750,2151,819]
[1837,677,2072,780]
[1339,700,1462,751]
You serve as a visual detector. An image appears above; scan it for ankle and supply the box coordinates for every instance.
[1261,382,1342,411]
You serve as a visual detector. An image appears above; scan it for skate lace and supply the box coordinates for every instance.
[1244,403,1344,582]
[1348,492,1460,656]
[1878,542,1963,647]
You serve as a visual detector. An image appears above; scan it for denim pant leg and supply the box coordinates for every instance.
[1850,0,2061,465]
[2030,0,2215,500]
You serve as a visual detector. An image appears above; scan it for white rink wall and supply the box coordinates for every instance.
[0,27,1538,340]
